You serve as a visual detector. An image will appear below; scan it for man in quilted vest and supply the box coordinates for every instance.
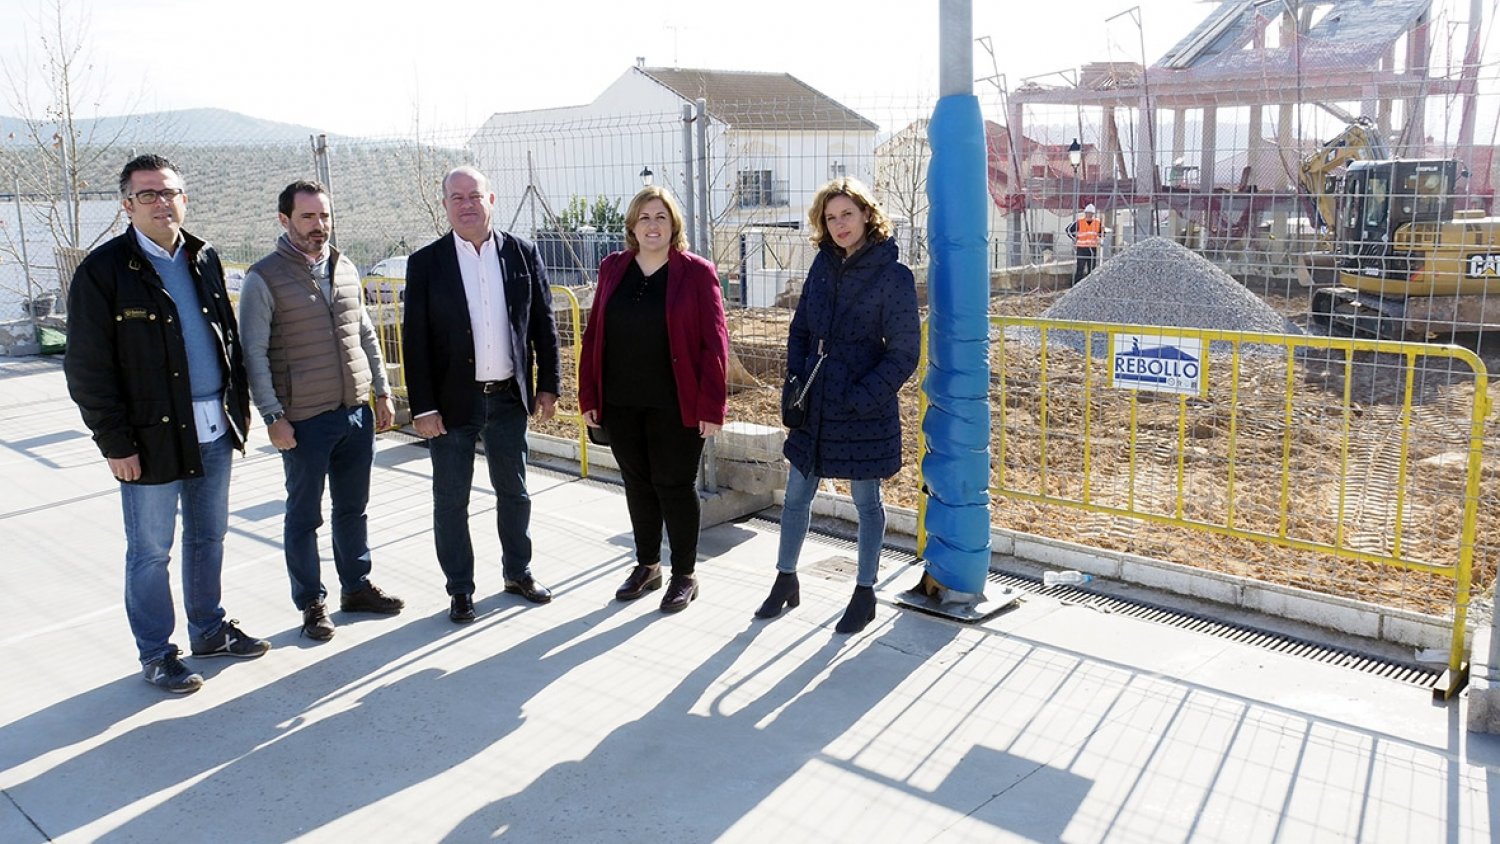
[239,181,404,641]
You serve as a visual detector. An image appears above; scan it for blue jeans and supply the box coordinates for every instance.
[776,465,885,587]
[428,384,533,596]
[281,405,375,610]
[120,435,231,664]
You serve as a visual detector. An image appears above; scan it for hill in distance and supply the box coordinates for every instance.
[0,107,417,146]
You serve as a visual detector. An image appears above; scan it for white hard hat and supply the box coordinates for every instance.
[1084,203,1097,213]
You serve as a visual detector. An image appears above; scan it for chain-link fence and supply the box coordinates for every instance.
[3,18,1499,627]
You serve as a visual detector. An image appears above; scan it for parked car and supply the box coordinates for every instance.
[364,256,408,303]
[224,266,247,299]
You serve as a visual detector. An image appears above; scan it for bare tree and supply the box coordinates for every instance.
[703,137,795,273]
[402,104,450,240]
[874,119,930,264]
[0,0,139,308]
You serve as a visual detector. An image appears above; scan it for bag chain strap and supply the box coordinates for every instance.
[796,340,827,407]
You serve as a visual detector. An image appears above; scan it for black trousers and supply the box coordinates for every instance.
[602,404,705,574]
[1072,247,1098,284]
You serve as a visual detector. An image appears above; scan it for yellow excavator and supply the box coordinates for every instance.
[1299,119,1500,340]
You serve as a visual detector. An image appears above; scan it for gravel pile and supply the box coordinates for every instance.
[1007,236,1301,356]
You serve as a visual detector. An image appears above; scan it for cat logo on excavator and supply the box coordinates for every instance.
[1468,254,1500,278]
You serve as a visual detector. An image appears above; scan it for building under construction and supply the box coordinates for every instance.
[997,0,1494,277]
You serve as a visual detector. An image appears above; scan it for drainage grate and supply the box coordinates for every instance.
[985,570,1444,689]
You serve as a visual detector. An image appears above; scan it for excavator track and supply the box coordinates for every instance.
[1309,287,1410,340]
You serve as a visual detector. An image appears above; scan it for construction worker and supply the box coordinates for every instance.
[1066,203,1102,285]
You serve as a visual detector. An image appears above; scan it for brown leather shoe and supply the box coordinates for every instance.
[301,601,335,641]
[503,576,552,604]
[659,575,698,614]
[615,564,663,601]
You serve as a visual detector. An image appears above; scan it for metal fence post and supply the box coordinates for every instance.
[687,100,718,493]
[58,132,79,249]
[695,98,710,260]
[13,170,40,335]
[681,103,696,253]
[311,133,336,248]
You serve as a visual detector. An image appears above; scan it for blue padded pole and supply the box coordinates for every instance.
[923,0,992,594]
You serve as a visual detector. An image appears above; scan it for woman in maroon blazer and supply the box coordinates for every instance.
[578,186,728,613]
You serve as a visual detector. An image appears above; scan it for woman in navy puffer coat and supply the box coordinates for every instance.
[756,178,919,634]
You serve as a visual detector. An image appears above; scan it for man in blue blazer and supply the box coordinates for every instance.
[402,166,561,623]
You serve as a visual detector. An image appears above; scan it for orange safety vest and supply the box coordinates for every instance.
[1075,218,1102,249]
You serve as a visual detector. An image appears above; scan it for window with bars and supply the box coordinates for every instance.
[737,170,775,208]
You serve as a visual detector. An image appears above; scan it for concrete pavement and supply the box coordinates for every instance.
[2,355,1497,843]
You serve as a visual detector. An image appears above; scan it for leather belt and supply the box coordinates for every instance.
[479,378,515,394]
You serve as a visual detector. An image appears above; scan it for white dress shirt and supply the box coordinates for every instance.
[454,231,516,381]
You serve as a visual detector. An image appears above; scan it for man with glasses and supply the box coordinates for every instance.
[402,166,560,623]
[238,181,405,642]
[65,154,269,694]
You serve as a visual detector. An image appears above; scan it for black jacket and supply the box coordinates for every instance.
[402,229,561,424]
[783,237,920,480]
[64,226,250,485]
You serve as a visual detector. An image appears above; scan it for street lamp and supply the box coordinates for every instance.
[640,166,654,186]
[1067,138,1083,242]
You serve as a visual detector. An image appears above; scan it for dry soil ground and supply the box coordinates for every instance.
[529,283,1497,618]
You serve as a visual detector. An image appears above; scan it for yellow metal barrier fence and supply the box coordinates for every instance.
[920,316,1488,698]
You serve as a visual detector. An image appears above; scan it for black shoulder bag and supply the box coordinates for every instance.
[781,339,826,429]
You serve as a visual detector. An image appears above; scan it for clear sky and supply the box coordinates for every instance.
[1,0,1228,137]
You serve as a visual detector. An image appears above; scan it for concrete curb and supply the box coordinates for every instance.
[527,431,774,528]
[785,490,1456,654]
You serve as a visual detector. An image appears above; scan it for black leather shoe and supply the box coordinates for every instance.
[754,571,800,619]
[503,576,552,604]
[615,564,663,602]
[835,585,877,634]
[301,601,335,641]
[660,575,698,614]
[449,594,476,624]
[340,582,405,615]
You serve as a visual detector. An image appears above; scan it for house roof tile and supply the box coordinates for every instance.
[639,67,877,132]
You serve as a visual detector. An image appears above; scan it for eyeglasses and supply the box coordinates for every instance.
[128,188,185,205]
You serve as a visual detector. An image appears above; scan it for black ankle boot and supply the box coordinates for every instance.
[754,572,800,619]
[835,585,877,634]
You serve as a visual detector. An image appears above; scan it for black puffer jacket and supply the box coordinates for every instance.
[65,227,249,485]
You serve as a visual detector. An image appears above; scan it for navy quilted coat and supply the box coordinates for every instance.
[783,237,919,480]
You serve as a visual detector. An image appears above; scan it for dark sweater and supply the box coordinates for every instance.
[603,260,676,409]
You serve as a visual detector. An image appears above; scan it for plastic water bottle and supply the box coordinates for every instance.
[1043,570,1093,587]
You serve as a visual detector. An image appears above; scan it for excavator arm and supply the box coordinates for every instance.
[1297,117,1391,232]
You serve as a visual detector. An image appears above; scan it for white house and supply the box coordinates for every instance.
[470,64,878,296]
